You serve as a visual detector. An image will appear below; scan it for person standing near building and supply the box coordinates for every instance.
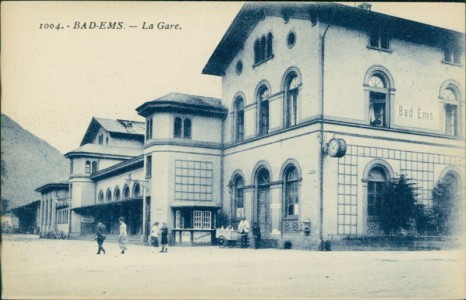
[150,222,159,249]
[160,222,168,253]
[95,221,107,255]
[252,222,261,249]
[118,217,128,254]
[237,217,250,248]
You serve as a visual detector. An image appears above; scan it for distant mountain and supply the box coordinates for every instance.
[1,114,69,209]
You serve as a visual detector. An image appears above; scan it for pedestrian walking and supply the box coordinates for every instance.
[118,217,128,254]
[95,221,107,255]
[252,222,261,249]
[160,222,168,253]
[150,222,159,249]
[237,217,250,248]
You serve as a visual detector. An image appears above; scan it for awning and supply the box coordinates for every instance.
[170,201,221,208]
[72,198,142,215]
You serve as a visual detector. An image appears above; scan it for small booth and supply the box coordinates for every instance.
[171,205,219,245]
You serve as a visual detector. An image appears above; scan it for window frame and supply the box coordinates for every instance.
[146,155,152,178]
[364,69,394,128]
[284,72,299,128]
[173,116,192,139]
[257,85,270,136]
[234,96,245,142]
[367,28,391,52]
[283,165,300,219]
[366,166,389,221]
[85,161,91,173]
[253,32,274,67]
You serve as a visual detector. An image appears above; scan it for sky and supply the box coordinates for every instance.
[2,2,465,154]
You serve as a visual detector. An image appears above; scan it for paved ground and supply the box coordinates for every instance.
[1,234,465,299]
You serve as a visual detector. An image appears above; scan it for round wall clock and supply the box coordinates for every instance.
[327,138,347,158]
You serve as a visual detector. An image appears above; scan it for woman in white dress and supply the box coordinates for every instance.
[118,217,128,254]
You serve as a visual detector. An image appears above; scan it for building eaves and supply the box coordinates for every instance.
[90,155,144,181]
[65,144,142,159]
[35,180,69,193]
[136,92,227,118]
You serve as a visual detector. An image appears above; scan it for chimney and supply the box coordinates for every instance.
[358,3,372,11]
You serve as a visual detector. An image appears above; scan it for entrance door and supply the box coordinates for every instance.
[258,187,271,239]
[256,167,271,239]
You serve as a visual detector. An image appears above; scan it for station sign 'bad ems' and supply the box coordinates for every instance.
[395,103,438,131]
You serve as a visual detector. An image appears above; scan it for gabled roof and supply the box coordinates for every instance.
[203,2,465,76]
[35,179,69,193]
[65,144,142,159]
[136,92,227,118]
[80,117,145,146]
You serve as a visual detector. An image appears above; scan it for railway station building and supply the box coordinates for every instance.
[37,2,465,249]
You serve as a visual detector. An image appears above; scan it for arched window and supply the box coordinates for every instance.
[133,183,141,198]
[232,175,244,219]
[284,72,299,128]
[266,32,273,58]
[254,32,274,64]
[257,86,270,136]
[283,165,299,218]
[254,40,261,64]
[106,189,112,202]
[123,185,130,199]
[443,87,460,136]
[368,74,390,127]
[91,161,98,174]
[234,96,244,142]
[183,119,192,139]
[85,161,91,173]
[114,187,121,201]
[174,117,192,139]
[367,166,389,220]
[98,191,104,204]
[174,117,182,138]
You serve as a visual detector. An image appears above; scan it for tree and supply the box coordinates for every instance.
[431,175,461,235]
[377,175,418,235]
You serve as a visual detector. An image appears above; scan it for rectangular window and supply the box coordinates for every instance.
[444,47,462,65]
[146,118,153,140]
[146,155,152,177]
[203,211,211,229]
[98,135,103,145]
[175,210,181,229]
[369,29,390,51]
[193,211,203,229]
[193,211,211,229]
[70,160,74,175]
[174,160,213,201]
[369,92,387,127]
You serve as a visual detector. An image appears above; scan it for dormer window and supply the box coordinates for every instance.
[368,29,390,51]
[254,32,274,66]
[98,135,104,145]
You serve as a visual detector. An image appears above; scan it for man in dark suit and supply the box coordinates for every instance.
[95,221,107,254]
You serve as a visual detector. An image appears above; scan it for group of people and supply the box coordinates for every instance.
[150,222,169,252]
[95,217,128,255]
[238,217,261,249]
[94,218,168,255]
[95,216,261,253]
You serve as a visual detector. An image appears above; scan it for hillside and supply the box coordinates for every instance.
[1,114,69,209]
